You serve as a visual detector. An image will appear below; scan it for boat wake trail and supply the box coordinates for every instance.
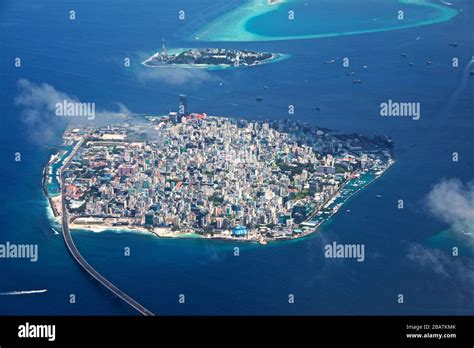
[454,58,474,95]
[442,58,474,116]
[0,289,48,295]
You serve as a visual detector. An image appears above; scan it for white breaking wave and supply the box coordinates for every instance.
[0,289,48,295]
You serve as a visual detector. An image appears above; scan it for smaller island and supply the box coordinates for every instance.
[142,47,286,70]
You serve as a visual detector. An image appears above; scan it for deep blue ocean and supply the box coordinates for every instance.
[0,0,473,315]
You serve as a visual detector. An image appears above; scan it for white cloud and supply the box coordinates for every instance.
[115,102,131,115]
[96,102,132,119]
[137,66,219,86]
[407,243,474,290]
[15,79,77,144]
[407,243,449,277]
[15,79,79,109]
[426,178,474,236]
[15,79,132,144]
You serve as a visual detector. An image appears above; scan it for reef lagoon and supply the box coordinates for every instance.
[193,0,459,42]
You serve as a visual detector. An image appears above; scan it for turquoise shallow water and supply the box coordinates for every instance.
[194,0,459,41]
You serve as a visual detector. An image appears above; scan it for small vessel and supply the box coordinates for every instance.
[52,228,60,235]
[449,42,458,47]
[256,97,263,102]
[352,80,362,84]
[416,36,421,41]
[363,65,368,69]
[401,53,407,57]
[324,59,335,64]
[470,71,474,75]
[376,195,382,199]
[346,72,356,76]
[346,209,351,213]
[409,62,414,66]
[316,107,321,111]
[427,60,432,65]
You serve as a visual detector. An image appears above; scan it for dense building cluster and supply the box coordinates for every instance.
[62,114,392,240]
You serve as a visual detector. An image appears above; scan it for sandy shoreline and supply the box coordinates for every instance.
[67,221,202,239]
[193,0,459,42]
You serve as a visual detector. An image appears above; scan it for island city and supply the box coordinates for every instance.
[43,96,394,244]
